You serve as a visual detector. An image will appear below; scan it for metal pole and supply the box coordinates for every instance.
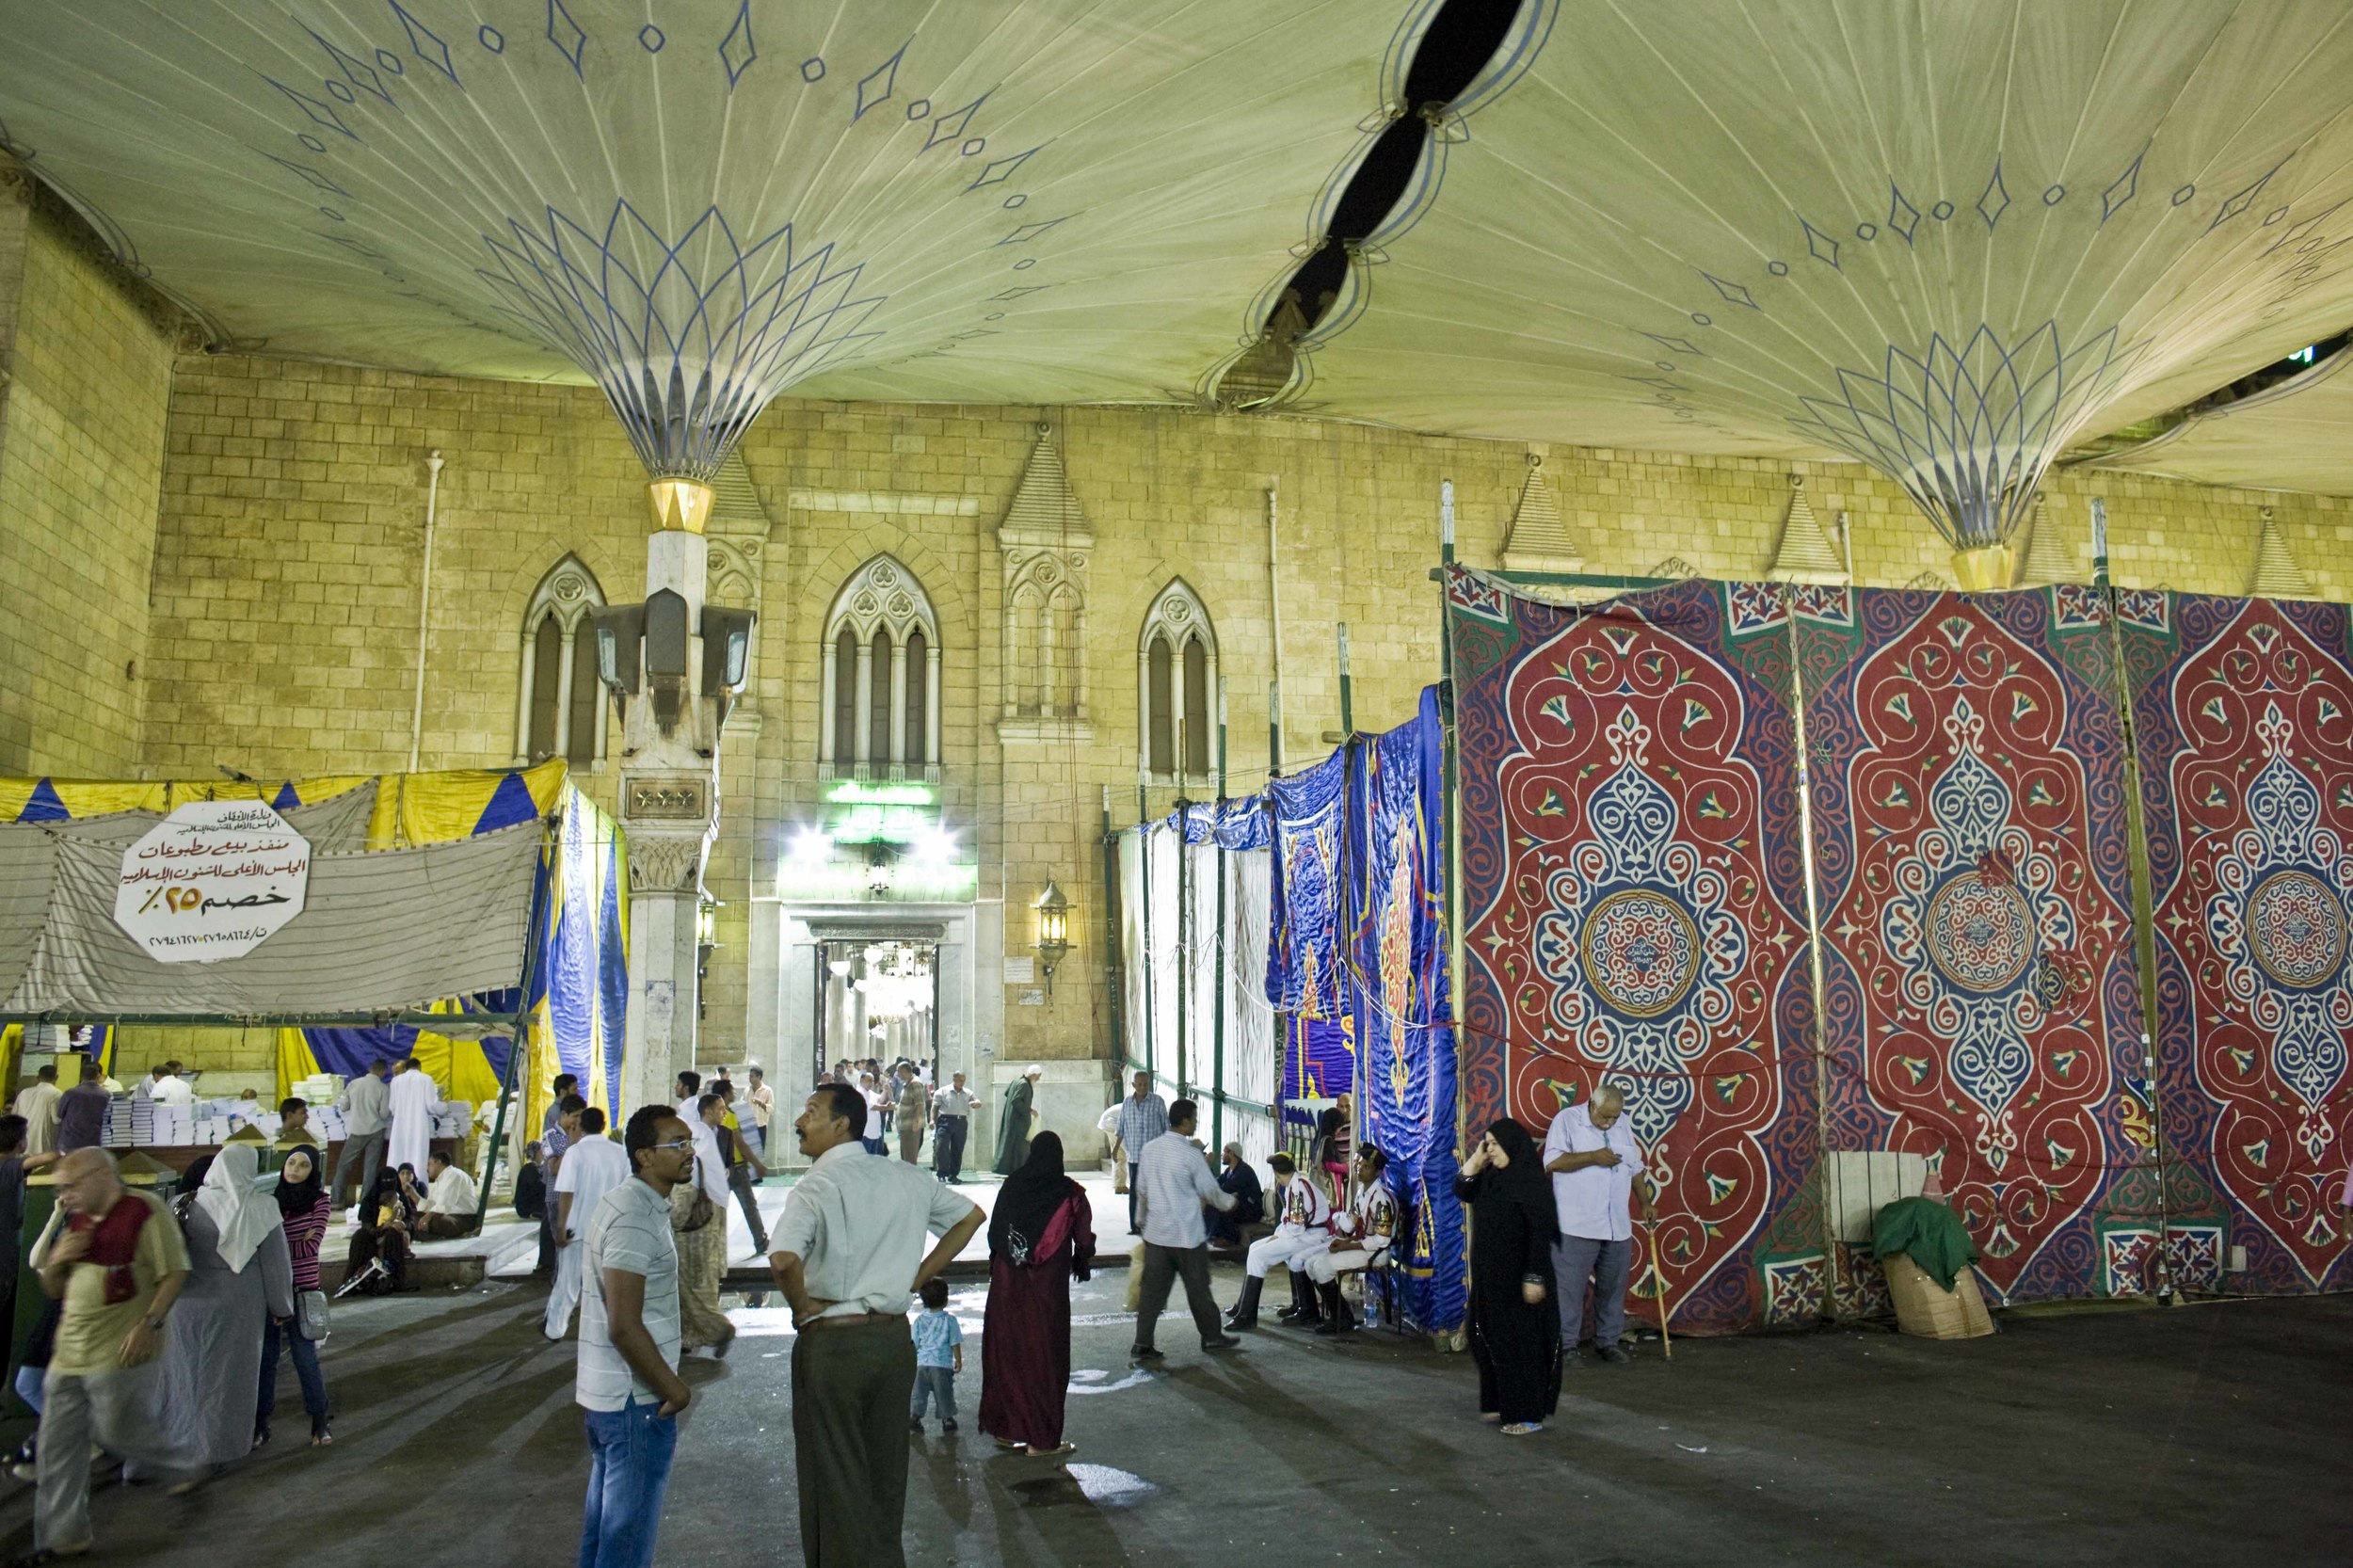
[1137,781,1155,1084]
[408,451,444,773]
[1268,482,1286,777]
[1175,796,1191,1100]
[1780,584,1843,1317]
[1100,783,1127,1078]
[1437,479,1469,1352]
[1337,620,1354,737]
[473,809,558,1236]
[1212,679,1229,1153]
[2095,494,2176,1299]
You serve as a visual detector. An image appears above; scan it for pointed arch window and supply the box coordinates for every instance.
[1139,580,1218,787]
[514,556,608,767]
[820,556,941,781]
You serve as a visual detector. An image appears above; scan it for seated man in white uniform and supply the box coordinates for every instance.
[1302,1144,1400,1336]
[1224,1152,1329,1330]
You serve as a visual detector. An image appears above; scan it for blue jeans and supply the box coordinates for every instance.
[14,1363,43,1416]
[909,1365,956,1422]
[577,1398,679,1568]
[1552,1235,1631,1351]
[258,1317,330,1432]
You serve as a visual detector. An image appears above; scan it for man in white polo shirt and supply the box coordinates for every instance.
[771,1081,982,1568]
[1542,1082,1654,1368]
[575,1104,695,1568]
[547,1106,632,1342]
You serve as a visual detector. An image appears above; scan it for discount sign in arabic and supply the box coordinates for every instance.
[114,800,311,963]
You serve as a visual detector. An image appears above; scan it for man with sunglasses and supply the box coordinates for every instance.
[575,1106,696,1568]
[772,1082,984,1568]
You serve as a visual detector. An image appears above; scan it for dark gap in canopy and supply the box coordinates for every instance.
[1274,0,1526,334]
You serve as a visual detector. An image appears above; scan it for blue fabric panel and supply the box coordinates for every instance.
[472,770,541,834]
[546,809,597,1094]
[1265,749,1349,1019]
[1345,687,1464,1333]
[598,844,628,1114]
[19,780,67,823]
[271,782,301,810]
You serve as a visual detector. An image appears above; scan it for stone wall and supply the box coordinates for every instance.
[0,193,175,776]
[15,329,2353,1090]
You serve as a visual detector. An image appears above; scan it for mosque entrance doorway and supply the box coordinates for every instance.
[813,935,938,1083]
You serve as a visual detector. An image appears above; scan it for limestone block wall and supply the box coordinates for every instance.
[0,198,174,776]
[118,354,2353,1085]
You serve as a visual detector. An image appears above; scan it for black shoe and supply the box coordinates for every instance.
[942,1420,958,1433]
[1225,1274,1264,1331]
[1596,1343,1633,1366]
[1129,1345,1164,1364]
[1313,1280,1356,1336]
[1201,1334,1241,1352]
[1291,1272,1323,1327]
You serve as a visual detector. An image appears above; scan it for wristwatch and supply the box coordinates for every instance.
[142,1313,168,1332]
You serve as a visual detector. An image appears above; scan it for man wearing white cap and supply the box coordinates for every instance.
[992,1064,1043,1176]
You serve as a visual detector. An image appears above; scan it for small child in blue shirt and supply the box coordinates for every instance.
[909,1276,963,1433]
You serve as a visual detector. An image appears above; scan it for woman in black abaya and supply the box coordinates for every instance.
[1452,1117,1561,1434]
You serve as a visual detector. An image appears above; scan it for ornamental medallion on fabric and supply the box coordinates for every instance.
[2143,601,2353,1287]
[1812,597,2140,1301]
[1460,591,1813,1335]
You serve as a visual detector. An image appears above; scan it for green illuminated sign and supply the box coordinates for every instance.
[830,804,937,844]
[825,780,936,807]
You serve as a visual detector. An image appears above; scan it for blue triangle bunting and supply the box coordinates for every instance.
[472,770,540,835]
[19,779,68,823]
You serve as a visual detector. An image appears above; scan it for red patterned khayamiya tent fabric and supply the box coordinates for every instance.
[1448,570,1824,1335]
[1801,585,2151,1306]
[2121,592,2353,1295]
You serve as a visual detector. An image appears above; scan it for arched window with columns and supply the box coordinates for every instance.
[1139,580,1217,785]
[514,555,607,767]
[820,556,941,781]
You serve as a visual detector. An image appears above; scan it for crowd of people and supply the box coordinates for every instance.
[0,1135,339,1564]
[0,1046,1657,1567]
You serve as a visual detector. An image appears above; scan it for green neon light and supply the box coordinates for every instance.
[825,780,936,807]
[828,804,939,844]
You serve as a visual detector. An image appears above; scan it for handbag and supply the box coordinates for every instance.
[297,1288,330,1342]
[672,1162,715,1233]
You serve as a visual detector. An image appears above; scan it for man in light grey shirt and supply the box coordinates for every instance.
[328,1059,391,1211]
[771,1082,982,1568]
[931,1071,976,1185]
[1131,1097,1240,1365]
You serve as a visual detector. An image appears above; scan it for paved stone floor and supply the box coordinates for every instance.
[0,1266,2345,1567]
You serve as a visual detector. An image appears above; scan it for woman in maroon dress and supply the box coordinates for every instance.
[979,1132,1095,1456]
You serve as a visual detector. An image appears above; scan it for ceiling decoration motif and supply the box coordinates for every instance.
[0,0,1391,477]
[2089,344,2353,497]
[4,1,2353,528]
[1291,1,2353,559]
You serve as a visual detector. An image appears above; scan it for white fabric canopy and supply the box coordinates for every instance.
[0,0,1391,469]
[6,3,2353,511]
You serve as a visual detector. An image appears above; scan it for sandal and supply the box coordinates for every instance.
[311,1426,333,1448]
[1499,1422,1544,1436]
[993,1439,1027,1454]
[1031,1442,1077,1457]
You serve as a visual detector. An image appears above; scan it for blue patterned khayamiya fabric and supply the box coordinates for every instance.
[1344,688,1464,1333]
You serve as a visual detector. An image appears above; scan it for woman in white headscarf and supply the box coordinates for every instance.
[149,1144,294,1470]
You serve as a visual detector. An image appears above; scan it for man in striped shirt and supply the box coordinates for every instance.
[575,1106,695,1568]
[1114,1071,1168,1233]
